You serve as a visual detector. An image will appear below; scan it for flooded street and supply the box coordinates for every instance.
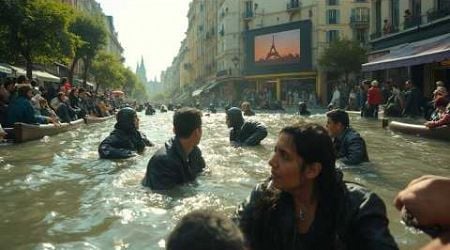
[1,110,449,249]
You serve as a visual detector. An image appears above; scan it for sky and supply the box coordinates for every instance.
[254,29,301,62]
[96,0,190,81]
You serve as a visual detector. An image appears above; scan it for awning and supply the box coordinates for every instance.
[362,33,450,72]
[33,70,60,83]
[9,65,26,76]
[0,65,12,74]
[7,65,60,83]
[204,81,221,91]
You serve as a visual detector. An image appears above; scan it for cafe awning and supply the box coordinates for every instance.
[8,65,60,83]
[0,64,12,75]
[33,70,60,83]
[362,33,450,72]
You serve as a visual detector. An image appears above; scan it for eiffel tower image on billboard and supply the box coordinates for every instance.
[265,35,281,60]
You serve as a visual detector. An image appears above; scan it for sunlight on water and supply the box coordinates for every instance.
[0,110,448,249]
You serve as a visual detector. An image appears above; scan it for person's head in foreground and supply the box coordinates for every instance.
[173,107,202,146]
[166,209,245,250]
[326,109,349,137]
[116,107,139,131]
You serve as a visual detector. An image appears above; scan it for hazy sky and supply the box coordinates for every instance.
[254,29,301,62]
[96,0,190,81]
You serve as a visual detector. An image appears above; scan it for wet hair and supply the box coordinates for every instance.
[243,124,341,250]
[166,209,245,250]
[280,124,336,181]
[326,109,350,128]
[173,107,202,138]
[17,75,28,84]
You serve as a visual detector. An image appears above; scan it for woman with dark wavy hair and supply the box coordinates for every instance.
[235,123,398,250]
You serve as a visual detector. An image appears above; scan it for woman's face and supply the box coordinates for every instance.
[268,133,304,192]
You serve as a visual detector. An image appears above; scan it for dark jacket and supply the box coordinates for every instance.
[6,96,46,126]
[334,127,369,165]
[235,174,398,250]
[403,87,422,117]
[98,128,152,159]
[230,121,268,146]
[142,137,205,190]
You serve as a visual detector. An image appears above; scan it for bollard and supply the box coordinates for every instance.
[382,118,389,128]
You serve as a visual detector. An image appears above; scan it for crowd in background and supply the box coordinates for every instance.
[329,79,450,124]
[0,76,122,130]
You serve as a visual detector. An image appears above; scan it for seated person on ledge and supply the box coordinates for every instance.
[142,107,205,190]
[226,107,267,147]
[326,109,369,165]
[235,123,398,250]
[98,107,153,159]
[425,97,450,129]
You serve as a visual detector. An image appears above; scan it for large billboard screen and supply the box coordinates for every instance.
[254,29,300,66]
[245,21,312,75]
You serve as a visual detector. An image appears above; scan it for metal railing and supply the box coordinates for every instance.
[370,10,449,41]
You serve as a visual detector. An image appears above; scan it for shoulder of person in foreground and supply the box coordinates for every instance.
[142,147,180,190]
[234,181,271,226]
[339,129,369,165]
[98,133,136,159]
[241,121,268,146]
[342,182,399,250]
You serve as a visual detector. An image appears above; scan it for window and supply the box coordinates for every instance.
[375,0,382,33]
[328,0,339,6]
[390,0,399,28]
[245,1,253,13]
[438,0,450,10]
[326,30,339,42]
[327,9,340,24]
[355,29,367,44]
[351,7,369,22]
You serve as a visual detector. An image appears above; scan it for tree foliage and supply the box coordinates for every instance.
[0,0,76,78]
[91,51,124,92]
[68,12,107,84]
[318,39,367,82]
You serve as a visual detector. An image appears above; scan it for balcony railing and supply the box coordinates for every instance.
[403,15,422,29]
[427,7,450,22]
[216,70,229,77]
[350,16,369,27]
[287,0,301,11]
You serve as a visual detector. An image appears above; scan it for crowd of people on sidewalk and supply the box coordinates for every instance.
[329,79,450,128]
[0,76,122,134]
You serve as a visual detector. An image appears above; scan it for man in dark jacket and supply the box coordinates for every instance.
[98,107,153,159]
[142,107,205,190]
[226,107,267,146]
[326,109,369,165]
[402,80,422,117]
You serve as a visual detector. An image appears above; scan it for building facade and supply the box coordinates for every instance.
[164,0,371,106]
[363,0,450,96]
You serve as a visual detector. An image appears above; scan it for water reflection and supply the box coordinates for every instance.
[1,110,448,249]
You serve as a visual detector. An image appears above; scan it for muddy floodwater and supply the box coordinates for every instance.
[1,110,448,249]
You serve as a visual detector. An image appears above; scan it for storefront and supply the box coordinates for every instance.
[363,33,450,96]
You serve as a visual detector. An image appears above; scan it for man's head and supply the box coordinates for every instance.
[326,109,349,137]
[17,75,28,84]
[173,107,202,145]
[226,107,244,128]
[405,80,414,89]
[3,78,15,92]
[116,107,139,131]
[166,209,245,250]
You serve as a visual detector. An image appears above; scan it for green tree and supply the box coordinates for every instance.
[91,51,124,93]
[0,0,75,79]
[319,39,367,84]
[69,13,107,86]
[121,67,149,101]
